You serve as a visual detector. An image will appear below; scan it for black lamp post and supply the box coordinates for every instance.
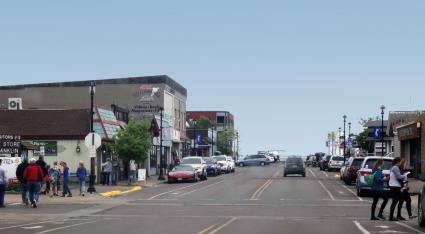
[380,105,385,157]
[87,81,96,193]
[343,115,347,164]
[158,107,165,181]
[338,127,342,156]
[193,120,198,156]
[211,126,215,157]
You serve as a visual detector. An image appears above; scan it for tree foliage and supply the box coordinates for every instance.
[217,129,235,155]
[195,116,212,129]
[109,121,152,165]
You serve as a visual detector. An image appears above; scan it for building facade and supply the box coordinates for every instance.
[0,75,188,175]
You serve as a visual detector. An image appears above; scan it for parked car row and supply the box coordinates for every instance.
[167,155,235,183]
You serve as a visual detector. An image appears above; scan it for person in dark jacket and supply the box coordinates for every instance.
[76,161,87,196]
[370,159,388,220]
[397,159,416,220]
[16,159,29,206]
[36,156,48,195]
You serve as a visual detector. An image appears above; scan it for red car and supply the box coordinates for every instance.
[168,165,197,183]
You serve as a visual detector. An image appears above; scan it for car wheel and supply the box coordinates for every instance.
[284,173,287,177]
[302,173,306,177]
[344,178,350,185]
[260,162,266,167]
[239,162,245,167]
[418,194,425,227]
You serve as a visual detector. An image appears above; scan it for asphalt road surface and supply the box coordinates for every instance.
[1,163,425,234]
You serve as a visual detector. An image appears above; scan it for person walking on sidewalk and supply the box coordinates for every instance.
[76,161,87,196]
[16,158,29,205]
[23,158,44,208]
[36,156,48,195]
[370,159,388,220]
[389,157,407,221]
[397,159,416,220]
[111,157,119,186]
[48,162,60,197]
[61,162,72,197]
[0,159,7,208]
[102,159,112,186]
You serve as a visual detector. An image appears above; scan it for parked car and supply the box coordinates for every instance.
[213,155,231,173]
[355,156,393,196]
[226,156,236,173]
[204,157,220,176]
[327,156,344,172]
[341,157,365,185]
[319,155,331,171]
[180,156,208,180]
[418,182,425,226]
[237,154,270,167]
[284,157,305,177]
[168,165,197,183]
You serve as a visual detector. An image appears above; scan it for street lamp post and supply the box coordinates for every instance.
[193,120,198,156]
[338,127,342,156]
[343,115,347,165]
[87,81,96,194]
[381,105,385,157]
[211,126,215,157]
[158,107,165,181]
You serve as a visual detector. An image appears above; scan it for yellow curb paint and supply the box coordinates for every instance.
[100,186,142,198]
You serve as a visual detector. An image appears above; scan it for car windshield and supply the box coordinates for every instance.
[204,158,216,164]
[181,158,201,164]
[173,165,193,172]
[364,159,393,170]
[332,157,344,161]
[286,158,303,165]
[214,156,227,161]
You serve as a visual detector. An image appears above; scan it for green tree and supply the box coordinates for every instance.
[109,121,152,166]
[355,117,379,153]
[196,116,212,129]
[217,129,235,155]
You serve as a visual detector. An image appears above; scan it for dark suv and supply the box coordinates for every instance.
[284,157,306,177]
[319,155,331,171]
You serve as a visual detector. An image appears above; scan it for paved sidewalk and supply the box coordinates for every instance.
[3,175,164,206]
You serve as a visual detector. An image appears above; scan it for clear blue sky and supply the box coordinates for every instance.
[1,1,424,155]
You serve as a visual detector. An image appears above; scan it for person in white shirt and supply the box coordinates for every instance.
[388,157,407,221]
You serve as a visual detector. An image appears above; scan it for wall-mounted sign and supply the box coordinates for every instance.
[0,134,21,154]
[133,85,161,103]
[33,141,58,156]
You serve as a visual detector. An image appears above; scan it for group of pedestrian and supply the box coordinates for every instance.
[14,156,88,208]
[370,157,416,221]
[101,157,119,186]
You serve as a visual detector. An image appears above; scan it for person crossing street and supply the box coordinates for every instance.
[16,158,29,206]
[370,159,388,220]
[23,158,44,208]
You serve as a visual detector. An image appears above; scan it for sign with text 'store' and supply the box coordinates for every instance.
[0,134,21,154]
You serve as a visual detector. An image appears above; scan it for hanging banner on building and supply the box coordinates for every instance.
[0,134,21,154]
[33,141,58,156]
[0,156,22,182]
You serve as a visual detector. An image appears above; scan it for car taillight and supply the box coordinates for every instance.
[360,171,371,176]
[349,166,359,172]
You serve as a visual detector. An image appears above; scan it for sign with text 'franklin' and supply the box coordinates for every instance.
[0,134,21,154]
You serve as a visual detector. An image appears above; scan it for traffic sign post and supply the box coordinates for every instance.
[374,126,381,140]
[85,132,101,194]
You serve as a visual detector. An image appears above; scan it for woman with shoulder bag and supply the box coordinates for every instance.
[371,159,389,220]
[396,159,416,220]
[389,157,407,221]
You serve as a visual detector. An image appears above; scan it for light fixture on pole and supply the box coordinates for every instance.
[158,107,165,181]
[87,81,96,193]
[380,105,385,157]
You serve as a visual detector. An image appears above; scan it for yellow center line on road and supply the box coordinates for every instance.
[208,218,238,234]
[197,223,218,234]
[249,169,281,200]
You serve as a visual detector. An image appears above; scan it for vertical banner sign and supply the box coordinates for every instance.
[0,135,21,154]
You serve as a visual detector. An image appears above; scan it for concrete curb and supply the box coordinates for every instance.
[99,186,142,198]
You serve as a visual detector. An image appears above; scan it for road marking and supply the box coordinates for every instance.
[395,222,425,234]
[34,221,97,234]
[0,221,52,231]
[197,223,218,234]
[208,217,237,234]
[22,226,44,230]
[249,169,280,200]
[176,180,224,198]
[318,180,335,200]
[8,202,21,206]
[308,169,317,178]
[342,185,363,201]
[147,181,208,200]
[322,171,329,178]
[353,220,371,234]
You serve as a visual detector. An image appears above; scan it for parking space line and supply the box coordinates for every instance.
[353,220,371,234]
[147,181,208,200]
[395,222,425,234]
[322,171,329,178]
[318,180,335,200]
[0,221,52,231]
[176,180,224,198]
[342,185,363,201]
[308,169,317,178]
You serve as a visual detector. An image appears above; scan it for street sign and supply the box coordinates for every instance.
[347,137,353,149]
[85,133,102,149]
[227,139,233,147]
[374,127,381,140]
[138,169,146,182]
[89,146,97,158]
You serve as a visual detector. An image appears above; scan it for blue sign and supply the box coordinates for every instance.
[196,134,202,144]
[374,127,382,140]
[227,139,233,147]
[347,137,353,149]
